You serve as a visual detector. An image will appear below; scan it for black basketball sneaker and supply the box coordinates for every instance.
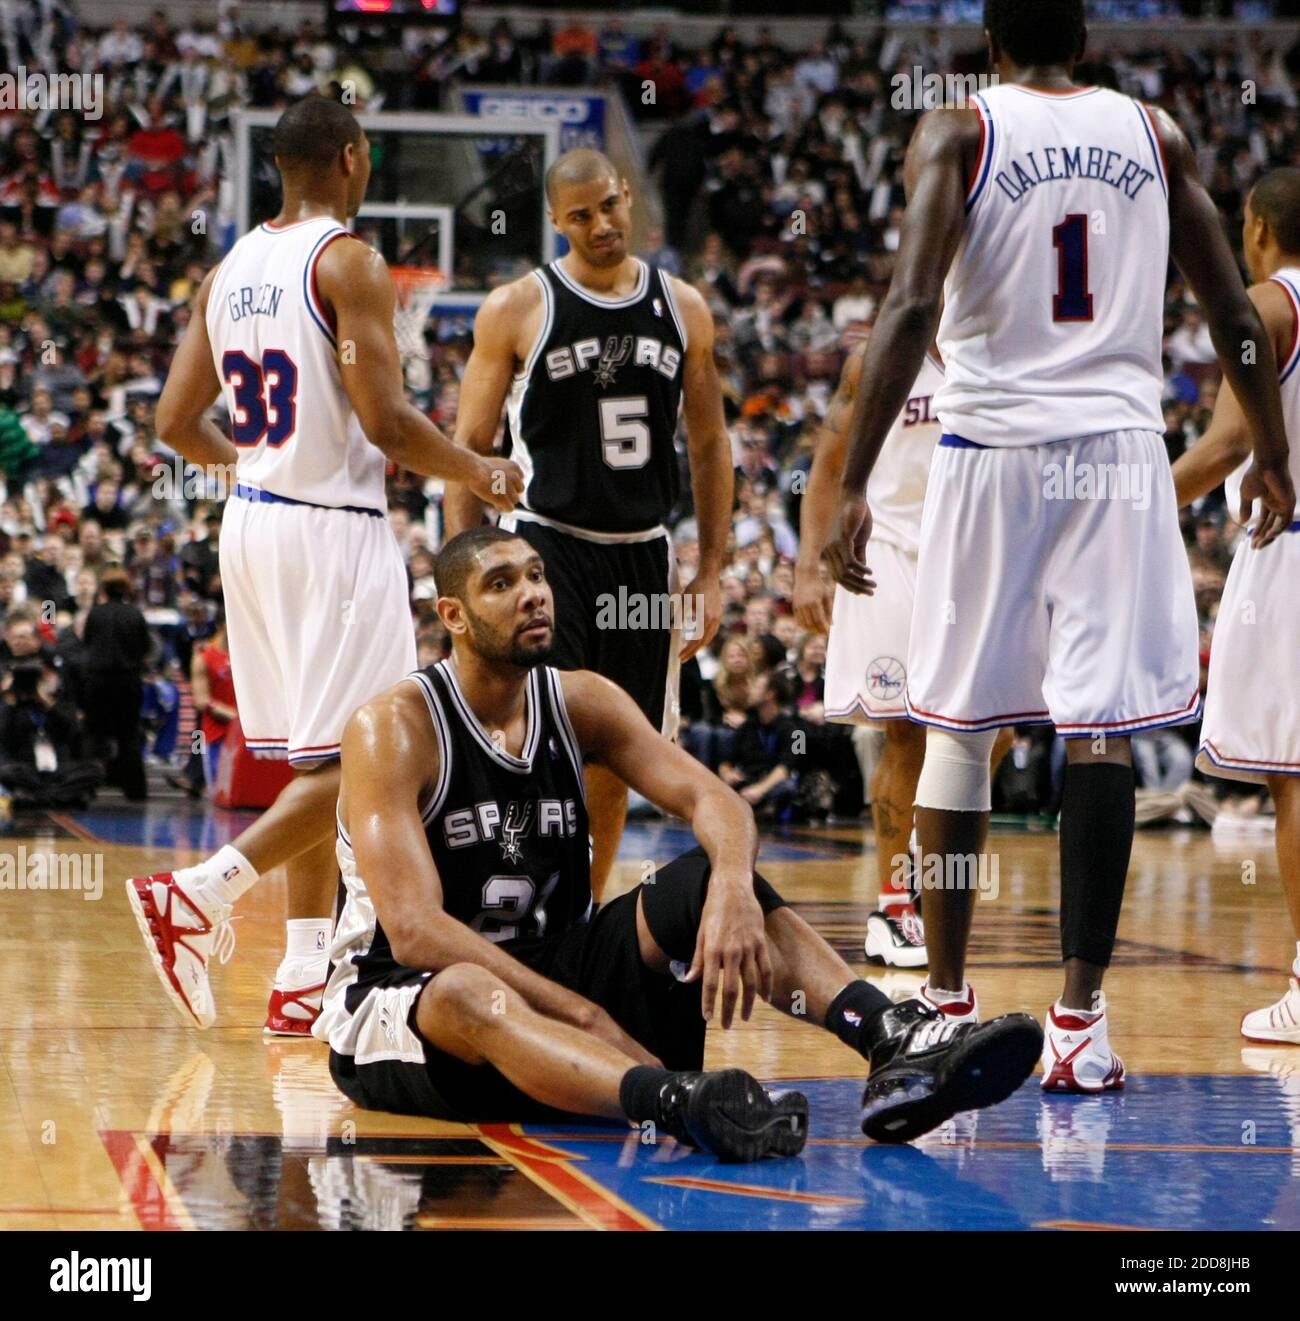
[655,1069,808,1163]
[860,1000,1043,1143]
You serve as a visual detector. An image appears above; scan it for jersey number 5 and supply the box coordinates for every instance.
[599,396,651,469]
[222,348,298,447]
[1052,215,1095,323]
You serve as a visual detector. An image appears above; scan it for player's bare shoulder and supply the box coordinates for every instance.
[313,230,392,305]
[556,668,643,753]
[907,105,984,177]
[342,679,440,791]
[665,274,713,344]
[473,271,546,363]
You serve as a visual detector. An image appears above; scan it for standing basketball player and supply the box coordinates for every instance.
[444,149,732,899]
[796,344,1011,975]
[828,0,1293,1090]
[1174,168,1300,1044]
[125,97,523,1033]
[316,526,1044,1147]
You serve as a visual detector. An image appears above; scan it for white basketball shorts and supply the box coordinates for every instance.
[220,492,417,766]
[1197,526,1300,783]
[905,429,1201,737]
[824,537,916,724]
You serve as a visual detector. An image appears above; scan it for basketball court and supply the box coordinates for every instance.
[4,802,1296,1232]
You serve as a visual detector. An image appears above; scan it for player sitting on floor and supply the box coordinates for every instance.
[314,528,1043,1160]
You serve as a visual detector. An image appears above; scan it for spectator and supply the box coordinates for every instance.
[82,566,151,800]
[720,671,800,820]
[0,658,101,809]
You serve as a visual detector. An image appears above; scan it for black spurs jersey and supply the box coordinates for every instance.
[505,258,687,535]
[334,661,593,995]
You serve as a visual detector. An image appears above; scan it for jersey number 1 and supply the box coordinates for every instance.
[1052,215,1095,323]
[222,349,298,447]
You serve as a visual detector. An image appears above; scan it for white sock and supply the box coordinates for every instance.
[177,845,259,909]
[879,892,912,912]
[1056,996,1103,1021]
[923,982,969,1007]
[1292,942,1300,978]
[284,917,331,963]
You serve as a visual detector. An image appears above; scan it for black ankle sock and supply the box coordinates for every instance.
[825,980,893,1058]
[619,1065,674,1123]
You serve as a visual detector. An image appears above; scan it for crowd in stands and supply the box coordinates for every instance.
[0,1,1294,816]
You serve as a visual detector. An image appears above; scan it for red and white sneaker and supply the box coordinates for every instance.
[864,905,928,968]
[916,980,980,1024]
[265,957,327,1037]
[1241,974,1300,1045]
[125,873,234,1029]
[1041,999,1126,1093]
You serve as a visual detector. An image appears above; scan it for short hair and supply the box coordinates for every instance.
[545,148,619,208]
[272,95,363,173]
[984,0,1085,68]
[1250,168,1300,257]
[100,566,132,602]
[433,527,526,603]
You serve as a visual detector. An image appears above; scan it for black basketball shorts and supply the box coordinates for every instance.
[327,848,787,1123]
[510,519,677,734]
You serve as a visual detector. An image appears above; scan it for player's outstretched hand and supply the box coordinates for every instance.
[1240,461,1297,548]
[793,559,833,634]
[824,493,876,597]
[471,457,526,513]
[678,574,722,661]
[685,875,774,1030]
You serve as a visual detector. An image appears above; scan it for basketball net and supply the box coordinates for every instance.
[391,266,447,392]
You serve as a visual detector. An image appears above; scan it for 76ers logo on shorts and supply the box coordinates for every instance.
[866,657,905,702]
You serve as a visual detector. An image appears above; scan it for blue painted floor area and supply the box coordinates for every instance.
[523,1075,1300,1230]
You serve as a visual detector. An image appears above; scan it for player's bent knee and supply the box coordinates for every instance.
[914,728,999,812]
[422,963,514,1037]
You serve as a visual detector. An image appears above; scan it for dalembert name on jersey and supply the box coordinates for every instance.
[506,259,688,535]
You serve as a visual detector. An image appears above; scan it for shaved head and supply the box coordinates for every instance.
[545,148,620,208]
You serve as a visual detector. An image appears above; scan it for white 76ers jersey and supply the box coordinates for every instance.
[1227,267,1300,523]
[205,216,386,510]
[935,84,1170,447]
[868,352,944,556]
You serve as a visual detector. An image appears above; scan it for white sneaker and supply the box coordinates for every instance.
[1041,999,1126,1093]
[125,872,235,1029]
[265,956,329,1037]
[1241,975,1300,1045]
[864,906,928,968]
[917,980,979,1024]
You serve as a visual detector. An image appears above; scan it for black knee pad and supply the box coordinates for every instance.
[638,846,787,965]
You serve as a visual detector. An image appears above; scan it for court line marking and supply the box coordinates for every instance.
[644,1175,865,1205]
[475,1124,660,1231]
[45,813,103,845]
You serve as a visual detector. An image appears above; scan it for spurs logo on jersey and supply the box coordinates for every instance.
[935,84,1171,447]
[506,258,687,534]
[442,796,581,858]
[205,216,386,511]
[544,333,683,388]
